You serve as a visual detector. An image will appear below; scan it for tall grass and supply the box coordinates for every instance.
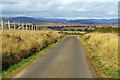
[83,33,118,78]
[2,30,63,70]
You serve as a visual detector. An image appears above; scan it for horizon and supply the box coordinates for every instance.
[0,16,118,20]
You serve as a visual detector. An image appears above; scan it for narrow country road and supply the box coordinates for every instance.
[15,36,94,78]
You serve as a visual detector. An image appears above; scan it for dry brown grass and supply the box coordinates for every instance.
[2,30,63,70]
[83,32,118,78]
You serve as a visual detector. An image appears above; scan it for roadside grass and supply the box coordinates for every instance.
[2,30,63,70]
[2,36,65,78]
[79,33,118,78]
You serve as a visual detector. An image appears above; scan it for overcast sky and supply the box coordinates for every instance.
[0,0,119,19]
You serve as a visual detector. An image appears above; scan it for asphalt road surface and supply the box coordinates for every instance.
[15,36,94,78]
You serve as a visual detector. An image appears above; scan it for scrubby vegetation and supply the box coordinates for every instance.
[2,30,63,70]
[81,27,118,78]
[60,31,86,35]
[94,27,119,33]
[87,26,119,33]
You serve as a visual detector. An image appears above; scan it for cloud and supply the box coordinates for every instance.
[2,0,119,2]
[2,0,119,3]
[1,0,119,19]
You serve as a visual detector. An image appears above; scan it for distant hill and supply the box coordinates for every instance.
[1,17,45,23]
[68,19,118,24]
[1,17,118,24]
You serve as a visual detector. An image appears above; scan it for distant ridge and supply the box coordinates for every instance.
[68,19,118,24]
[1,16,118,24]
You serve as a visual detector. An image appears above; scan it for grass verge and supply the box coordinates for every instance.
[2,36,65,78]
[2,30,63,70]
[78,34,118,78]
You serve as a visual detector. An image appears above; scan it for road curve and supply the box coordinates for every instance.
[15,36,94,78]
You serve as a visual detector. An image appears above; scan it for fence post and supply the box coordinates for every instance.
[13,22,16,29]
[36,25,38,30]
[8,21,11,29]
[22,23,24,30]
[34,25,35,30]
[32,24,33,30]
[17,22,20,29]
[1,19,4,30]
[28,23,30,30]
[32,24,34,30]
